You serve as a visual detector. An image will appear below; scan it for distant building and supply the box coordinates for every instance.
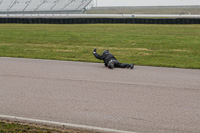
[87,5,200,14]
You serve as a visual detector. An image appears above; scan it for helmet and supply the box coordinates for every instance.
[102,50,109,55]
[107,60,114,69]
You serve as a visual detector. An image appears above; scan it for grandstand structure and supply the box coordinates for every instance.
[0,0,92,14]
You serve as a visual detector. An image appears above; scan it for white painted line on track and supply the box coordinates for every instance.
[0,114,137,133]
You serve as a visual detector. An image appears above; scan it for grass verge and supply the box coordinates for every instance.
[0,119,93,133]
[0,24,199,69]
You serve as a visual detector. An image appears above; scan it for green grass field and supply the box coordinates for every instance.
[0,24,199,69]
[0,120,91,133]
[0,120,62,133]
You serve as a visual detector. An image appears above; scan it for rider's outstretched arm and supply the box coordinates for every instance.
[93,48,104,60]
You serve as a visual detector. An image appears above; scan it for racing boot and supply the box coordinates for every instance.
[130,63,134,69]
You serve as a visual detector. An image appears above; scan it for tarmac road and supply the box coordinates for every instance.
[0,57,200,133]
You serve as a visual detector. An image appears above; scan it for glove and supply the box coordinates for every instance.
[93,48,97,54]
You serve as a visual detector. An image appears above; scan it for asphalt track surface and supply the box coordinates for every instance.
[0,57,200,133]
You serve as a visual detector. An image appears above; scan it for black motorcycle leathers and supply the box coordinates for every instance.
[93,50,133,68]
